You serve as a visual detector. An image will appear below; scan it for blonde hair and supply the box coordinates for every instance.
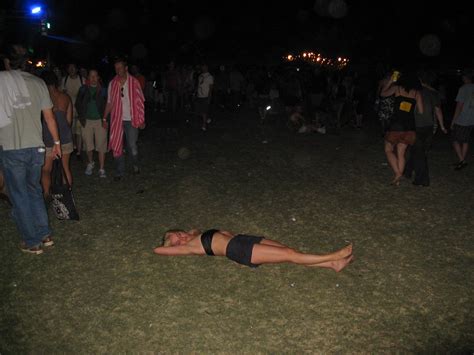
[162,229,184,247]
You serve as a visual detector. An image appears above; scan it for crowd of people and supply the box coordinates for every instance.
[0,41,473,256]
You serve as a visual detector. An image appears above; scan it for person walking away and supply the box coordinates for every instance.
[404,70,447,186]
[450,69,474,170]
[61,63,84,160]
[196,63,214,131]
[102,58,145,181]
[76,69,108,178]
[40,71,74,197]
[0,44,61,254]
[381,71,423,186]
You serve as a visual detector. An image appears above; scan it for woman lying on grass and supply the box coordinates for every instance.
[153,229,353,271]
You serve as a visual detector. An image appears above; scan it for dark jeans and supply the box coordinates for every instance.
[405,127,433,185]
[114,121,139,177]
[1,147,52,247]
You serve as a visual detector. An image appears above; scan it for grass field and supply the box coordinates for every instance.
[1,109,473,353]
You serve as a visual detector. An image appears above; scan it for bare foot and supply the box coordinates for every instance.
[391,175,402,186]
[307,254,354,271]
[335,244,353,260]
[332,254,354,272]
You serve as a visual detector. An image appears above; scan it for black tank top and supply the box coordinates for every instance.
[389,95,417,131]
[201,229,219,256]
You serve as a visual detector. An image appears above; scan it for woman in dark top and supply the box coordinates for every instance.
[381,71,423,186]
[40,71,73,197]
[154,229,353,272]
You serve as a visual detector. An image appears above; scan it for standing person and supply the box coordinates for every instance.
[76,69,108,178]
[0,44,61,254]
[130,64,146,91]
[404,70,447,186]
[163,61,180,116]
[381,71,424,186]
[40,71,74,197]
[450,69,474,170]
[102,57,145,181]
[196,63,214,131]
[61,63,84,160]
[229,65,245,111]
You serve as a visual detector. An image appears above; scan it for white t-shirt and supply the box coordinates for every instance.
[197,72,214,98]
[455,83,474,126]
[108,77,132,121]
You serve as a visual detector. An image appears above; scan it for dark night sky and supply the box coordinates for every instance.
[2,0,473,68]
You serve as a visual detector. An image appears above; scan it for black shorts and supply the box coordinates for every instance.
[226,234,264,268]
[451,124,473,144]
[195,97,210,115]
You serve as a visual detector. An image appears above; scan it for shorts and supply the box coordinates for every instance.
[46,142,74,157]
[82,119,108,153]
[195,97,210,115]
[451,124,473,144]
[385,131,416,145]
[226,234,264,268]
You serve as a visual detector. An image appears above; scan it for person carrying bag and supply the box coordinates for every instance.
[50,158,79,220]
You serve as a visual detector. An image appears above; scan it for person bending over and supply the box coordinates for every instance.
[154,229,353,271]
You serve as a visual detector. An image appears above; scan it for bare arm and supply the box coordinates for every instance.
[415,91,424,114]
[380,80,396,97]
[451,102,464,128]
[66,96,73,126]
[434,106,447,133]
[103,102,112,120]
[42,108,62,158]
[153,245,196,256]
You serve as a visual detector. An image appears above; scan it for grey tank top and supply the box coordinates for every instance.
[42,110,72,147]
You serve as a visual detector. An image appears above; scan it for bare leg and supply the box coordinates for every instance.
[86,150,94,164]
[384,141,401,181]
[396,143,408,179]
[41,155,54,198]
[261,238,288,248]
[453,142,463,161]
[461,143,469,161]
[251,243,352,266]
[62,153,72,186]
[98,151,106,170]
[307,255,354,272]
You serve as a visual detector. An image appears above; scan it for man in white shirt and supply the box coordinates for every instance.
[61,63,84,160]
[195,64,214,131]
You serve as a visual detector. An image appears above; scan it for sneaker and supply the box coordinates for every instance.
[20,243,43,255]
[132,166,140,175]
[42,236,54,247]
[98,169,107,178]
[206,118,212,124]
[113,175,122,182]
[85,162,95,176]
[201,126,207,131]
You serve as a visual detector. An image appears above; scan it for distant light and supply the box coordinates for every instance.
[287,55,293,61]
[338,57,342,62]
[266,105,271,111]
[46,22,50,29]
[296,68,300,71]
[31,6,42,14]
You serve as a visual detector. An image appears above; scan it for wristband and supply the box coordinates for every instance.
[54,140,60,145]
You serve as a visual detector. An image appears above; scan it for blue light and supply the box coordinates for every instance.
[30,6,42,15]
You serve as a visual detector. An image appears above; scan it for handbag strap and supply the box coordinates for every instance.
[52,158,71,188]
